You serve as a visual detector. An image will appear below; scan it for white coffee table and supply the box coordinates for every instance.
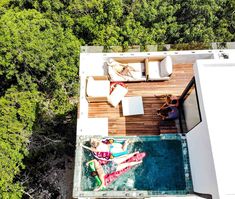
[122,96,144,116]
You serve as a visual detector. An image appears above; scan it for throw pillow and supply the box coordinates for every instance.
[160,56,173,77]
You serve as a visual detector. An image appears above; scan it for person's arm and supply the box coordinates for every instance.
[82,144,97,152]
[159,102,168,109]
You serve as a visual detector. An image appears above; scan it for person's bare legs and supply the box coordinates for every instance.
[93,159,106,191]
[127,65,135,72]
[113,151,139,164]
[116,161,142,171]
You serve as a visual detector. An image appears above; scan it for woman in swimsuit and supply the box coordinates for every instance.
[82,138,130,157]
[86,151,142,191]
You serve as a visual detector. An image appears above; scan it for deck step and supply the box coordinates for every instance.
[159,120,178,134]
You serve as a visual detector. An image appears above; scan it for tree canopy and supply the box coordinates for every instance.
[0,9,80,95]
[0,89,38,198]
[8,0,235,46]
[0,7,80,198]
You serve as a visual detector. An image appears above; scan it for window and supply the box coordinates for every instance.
[180,78,201,133]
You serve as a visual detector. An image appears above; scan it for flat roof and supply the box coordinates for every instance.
[74,49,235,198]
[196,59,235,198]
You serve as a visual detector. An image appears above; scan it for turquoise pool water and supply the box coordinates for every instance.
[79,134,193,196]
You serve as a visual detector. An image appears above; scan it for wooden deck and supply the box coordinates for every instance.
[88,64,194,136]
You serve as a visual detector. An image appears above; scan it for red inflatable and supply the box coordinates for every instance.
[103,152,146,186]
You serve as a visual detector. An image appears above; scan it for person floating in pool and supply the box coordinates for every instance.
[81,138,131,160]
[86,151,144,191]
[156,95,179,120]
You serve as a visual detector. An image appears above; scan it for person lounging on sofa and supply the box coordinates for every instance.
[106,58,146,82]
[106,56,173,82]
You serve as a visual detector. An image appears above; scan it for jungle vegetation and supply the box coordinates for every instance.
[0,0,234,198]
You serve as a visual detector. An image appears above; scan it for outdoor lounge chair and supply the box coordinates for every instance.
[86,76,110,102]
[146,56,173,81]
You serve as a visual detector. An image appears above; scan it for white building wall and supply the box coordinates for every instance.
[186,59,235,198]
[191,60,235,199]
[186,123,219,198]
[186,62,219,199]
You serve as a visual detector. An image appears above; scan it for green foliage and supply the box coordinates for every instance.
[0,89,38,198]
[175,0,219,42]
[0,0,10,7]
[0,8,80,198]
[214,0,235,41]
[69,0,235,45]
[8,0,235,46]
[129,0,180,44]
[0,9,80,96]
[70,0,124,46]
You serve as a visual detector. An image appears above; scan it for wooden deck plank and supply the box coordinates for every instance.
[87,63,194,136]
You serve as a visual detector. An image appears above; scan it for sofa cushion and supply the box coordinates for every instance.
[148,61,161,80]
[87,77,110,97]
[160,56,173,77]
[128,62,145,80]
[108,84,128,107]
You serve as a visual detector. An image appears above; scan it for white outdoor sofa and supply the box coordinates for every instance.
[106,56,173,82]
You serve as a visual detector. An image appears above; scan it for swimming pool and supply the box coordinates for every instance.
[73,134,193,198]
